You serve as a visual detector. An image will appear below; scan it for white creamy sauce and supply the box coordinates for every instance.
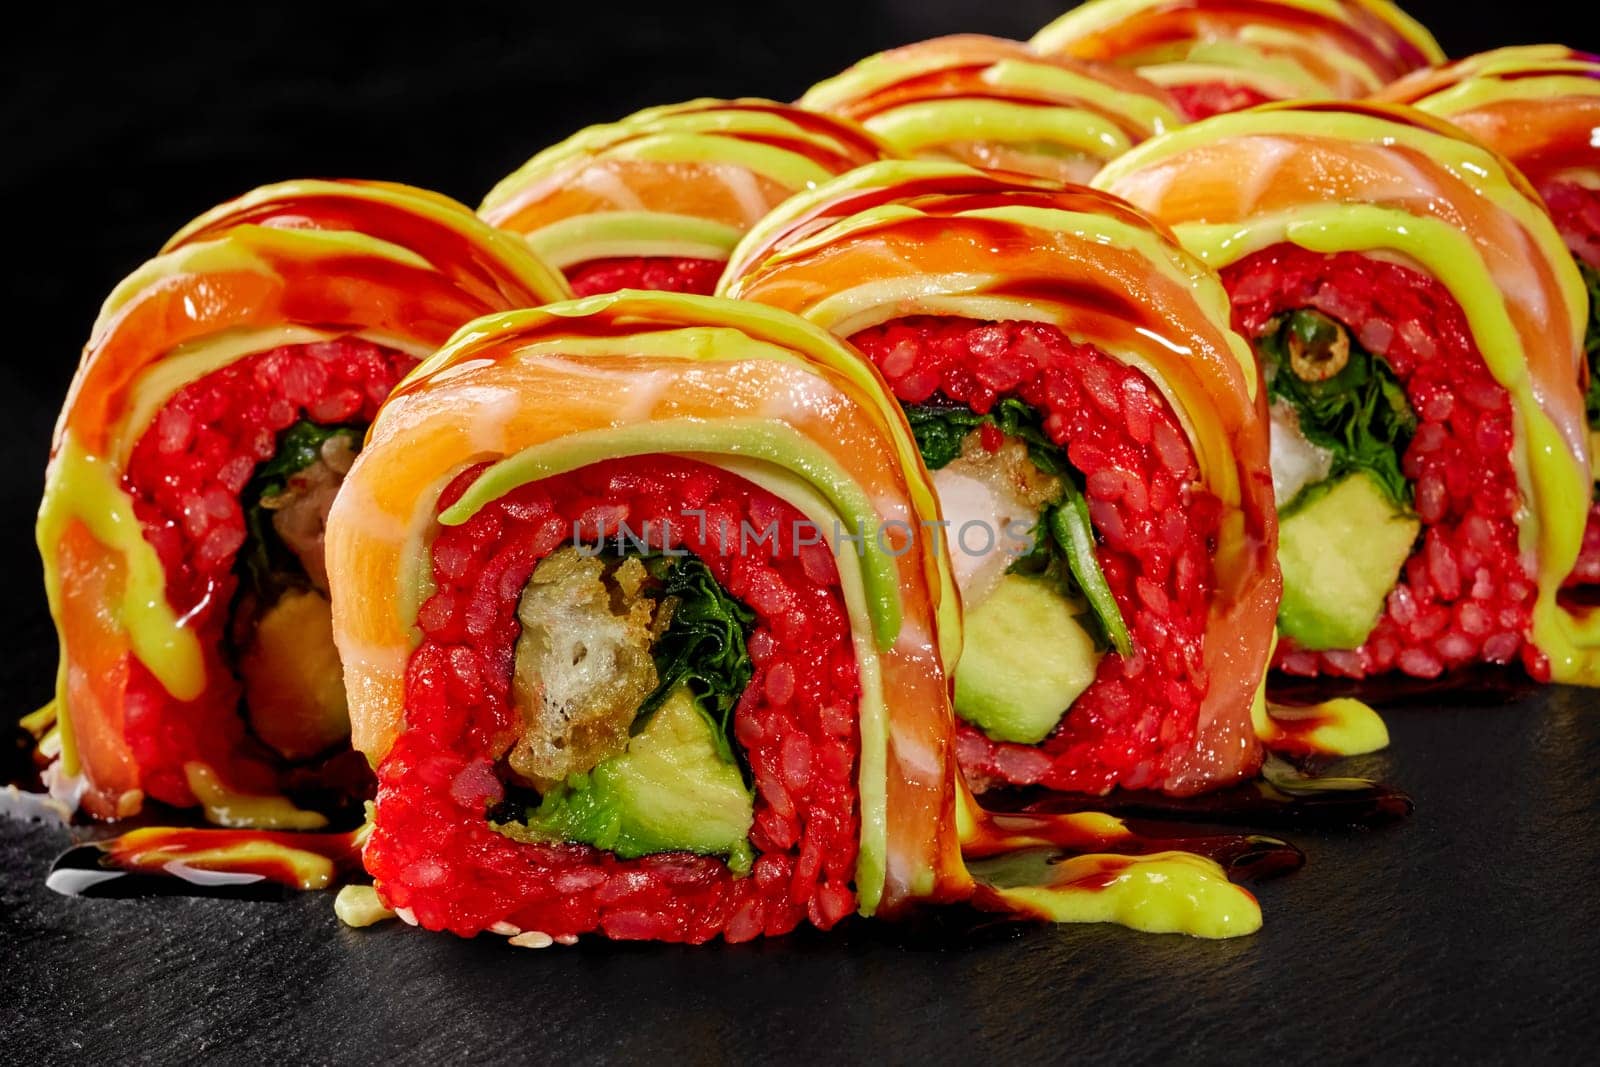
[1268,397,1334,506]
[43,758,87,812]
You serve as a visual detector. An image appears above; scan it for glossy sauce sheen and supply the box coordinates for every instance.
[27,253,1404,938]
[963,810,1304,875]
[38,179,572,819]
[1276,665,1543,705]
[47,826,366,899]
[35,811,1302,939]
[1030,0,1443,110]
[26,751,1398,934]
[995,773,1412,832]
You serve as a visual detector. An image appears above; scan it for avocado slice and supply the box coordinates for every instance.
[1278,471,1419,651]
[954,573,1104,745]
[524,685,754,869]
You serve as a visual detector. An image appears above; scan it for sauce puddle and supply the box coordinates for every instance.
[10,701,377,903]
[13,693,1412,939]
[964,807,1305,878]
[963,818,1283,939]
[1268,664,1541,708]
[46,824,368,900]
[983,757,1411,831]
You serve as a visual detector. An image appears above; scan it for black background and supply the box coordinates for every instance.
[4,2,1600,1062]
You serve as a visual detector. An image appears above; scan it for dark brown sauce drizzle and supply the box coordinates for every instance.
[1268,663,1540,709]
[24,755,1399,905]
[963,802,1307,874]
[1135,827,1306,880]
[981,758,1412,832]
[15,702,1407,913]
[48,843,295,901]
[45,824,366,900]
[7,701,375,901]
[16,699,1409,916]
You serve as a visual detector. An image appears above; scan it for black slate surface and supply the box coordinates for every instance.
[4,688,1600,1062]
[6,1,1600,1062]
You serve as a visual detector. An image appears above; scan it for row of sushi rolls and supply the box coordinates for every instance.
[23,0,1600,945]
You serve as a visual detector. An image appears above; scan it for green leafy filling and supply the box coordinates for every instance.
[905,396,1063,474]
[237,419,362,603]
[903,397,1131,656]
[1259,309,1416,515]
[631,553,755,765]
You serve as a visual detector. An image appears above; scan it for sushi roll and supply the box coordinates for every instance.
[326,291,1268,941]
[797,34,1181,183]
[36,180,570,821]
[720,161,1280,797]
[1377,47,1600,585]
[478,100,891,298]
[327,290,961,938]
[1031,0,1443,119]
[1095,102,1599,683]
